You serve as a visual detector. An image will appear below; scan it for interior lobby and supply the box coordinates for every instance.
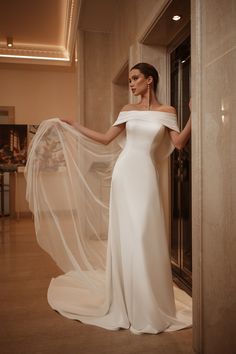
[0,1,235,354]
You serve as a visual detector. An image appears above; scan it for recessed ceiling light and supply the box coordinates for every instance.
[172,15,182,21]
[7,37,13,47]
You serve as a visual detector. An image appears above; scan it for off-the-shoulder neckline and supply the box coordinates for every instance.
[120,110,176,115]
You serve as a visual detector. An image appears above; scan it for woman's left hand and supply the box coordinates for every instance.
[189,98,192,113]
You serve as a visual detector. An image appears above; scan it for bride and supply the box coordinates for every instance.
[25,62,192,334]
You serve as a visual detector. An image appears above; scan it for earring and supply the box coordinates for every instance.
[147,83,151,110]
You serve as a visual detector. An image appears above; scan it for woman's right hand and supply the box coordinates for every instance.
[60,119,82,133]
[60,118,74,126]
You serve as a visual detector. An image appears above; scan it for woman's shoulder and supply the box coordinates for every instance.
[156,105,177,114]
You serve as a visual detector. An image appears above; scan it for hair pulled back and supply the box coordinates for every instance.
[130,62,159,93]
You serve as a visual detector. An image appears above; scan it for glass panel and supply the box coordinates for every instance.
[181,57,192,274]
[170,36,192,287]
[171,148,180,265]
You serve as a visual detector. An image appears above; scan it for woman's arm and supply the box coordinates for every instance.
[169,117,191,150]
[61,119,125,145]
[166,100,191,150]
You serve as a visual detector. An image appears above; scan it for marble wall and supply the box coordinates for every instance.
[110,0,167,78]
[191,0,236,353]
[77,0,168,128]
[84,31,112,131]
[76,30,112,130]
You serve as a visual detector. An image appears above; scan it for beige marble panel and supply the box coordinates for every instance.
[76,30,85,125]
[192,0,236,353]
[111,83,129,120]
[83,31,112,131]
[111,0,169,78]
[202,0,236,65]
[201,48,236,354]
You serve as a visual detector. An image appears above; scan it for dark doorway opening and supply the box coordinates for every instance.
[170,36,192,292]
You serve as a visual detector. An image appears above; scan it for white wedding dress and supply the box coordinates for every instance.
[25,110,192,334]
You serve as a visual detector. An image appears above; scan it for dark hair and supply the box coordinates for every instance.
[130,62,159,93]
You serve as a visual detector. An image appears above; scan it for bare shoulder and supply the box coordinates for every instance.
[120,103,138,112]
[158,105,177,115]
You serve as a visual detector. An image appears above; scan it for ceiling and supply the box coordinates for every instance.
[143,0,190,46]
[0,0,81,66]
[0,0,189,67]
[0,0,115,67]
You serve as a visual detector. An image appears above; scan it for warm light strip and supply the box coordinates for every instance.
[0,54,70,61]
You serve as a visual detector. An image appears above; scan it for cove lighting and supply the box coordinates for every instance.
[172,15,182,21]
[0,54,70,61]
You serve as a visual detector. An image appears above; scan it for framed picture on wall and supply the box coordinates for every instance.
[0,124,27,166]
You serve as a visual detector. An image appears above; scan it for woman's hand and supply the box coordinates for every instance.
[60,118,74,126]
[60,118,82,131]
[189,97,192,113]
[168,100,191,150]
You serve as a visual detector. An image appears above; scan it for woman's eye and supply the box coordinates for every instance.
[129,76,139,83]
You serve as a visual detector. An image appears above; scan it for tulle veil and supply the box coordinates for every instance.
[25,115,177,291]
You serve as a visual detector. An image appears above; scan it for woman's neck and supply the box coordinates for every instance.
[138,93,160,110]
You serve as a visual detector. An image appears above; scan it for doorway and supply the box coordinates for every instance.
[170,36,192,291]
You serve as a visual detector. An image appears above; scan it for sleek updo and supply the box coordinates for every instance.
[130,62,159,93]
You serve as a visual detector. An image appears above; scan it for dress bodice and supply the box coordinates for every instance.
[125,118,165,154]
[112,111,180,161]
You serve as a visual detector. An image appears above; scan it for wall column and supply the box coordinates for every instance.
[191,0,236,353]
[76,30,112,130]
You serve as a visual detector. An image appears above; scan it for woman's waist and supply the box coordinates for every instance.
[122,143,156,154]
[117,148,157,167]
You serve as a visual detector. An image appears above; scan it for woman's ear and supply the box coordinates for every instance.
[147,76,153,85]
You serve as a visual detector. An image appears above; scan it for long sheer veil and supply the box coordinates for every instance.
[25,118,121,275]
[25,115,177,281]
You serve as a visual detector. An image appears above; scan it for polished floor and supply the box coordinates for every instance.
[0,217,194,354]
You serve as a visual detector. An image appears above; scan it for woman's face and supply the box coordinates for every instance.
[129,69,150,96]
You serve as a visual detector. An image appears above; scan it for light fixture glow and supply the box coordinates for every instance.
[7,37,13,47]
[172,15,181,21]
[0,53,70,61]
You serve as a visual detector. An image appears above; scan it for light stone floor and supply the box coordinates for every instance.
[0,217,194,354]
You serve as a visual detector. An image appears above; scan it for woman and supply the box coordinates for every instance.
[26,62,192,334]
